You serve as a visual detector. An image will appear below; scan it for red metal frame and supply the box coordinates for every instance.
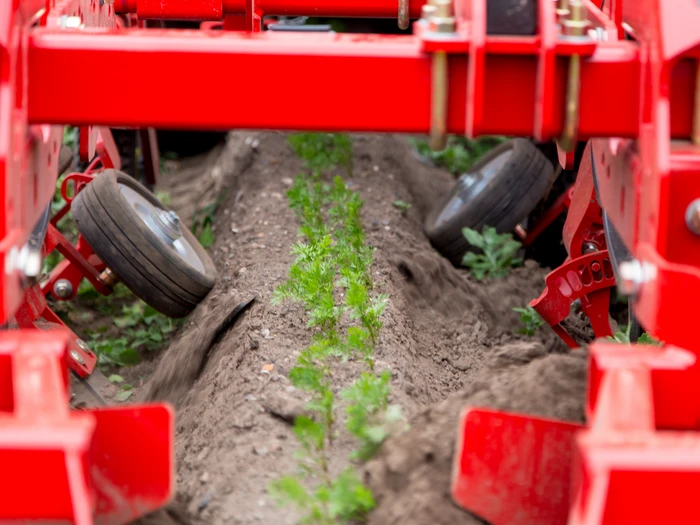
[3,0,700,523]
[0,331,173,524]
[531,144,615,348]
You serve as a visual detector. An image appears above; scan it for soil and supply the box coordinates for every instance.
[89,131,579,525]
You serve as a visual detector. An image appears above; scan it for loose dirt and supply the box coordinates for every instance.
[130,132,576,525]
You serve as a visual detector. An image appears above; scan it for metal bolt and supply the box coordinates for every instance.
[59,15,83,29]
[429,0,456,33]
[582,242,598,254]
[18,246,42,280]
[561,0,590,37]
[6,245,42,286]
[398,0,409,30]
[617,259,656,296]
[53,279,73,298]
[69,349,85,365]
[685,199,700,235]
[421,4,437,20]
[100,267,120,287]
[555,0,570,21]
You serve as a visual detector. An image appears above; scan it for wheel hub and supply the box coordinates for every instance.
[152,209,182,242]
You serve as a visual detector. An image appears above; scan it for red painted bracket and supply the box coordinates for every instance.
[530,251,615,348]
[569,341,700,524]
[14,284,98,377]
[0,330,173,524]
[587,342,700,430]
[452,408,583,525]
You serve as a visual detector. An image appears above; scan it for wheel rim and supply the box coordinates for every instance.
[433,148,514,228]
[118,183,207,274]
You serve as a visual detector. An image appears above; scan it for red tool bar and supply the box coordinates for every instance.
[114,0,425,20]
[28,29,642,138]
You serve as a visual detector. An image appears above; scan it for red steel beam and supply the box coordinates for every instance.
[114,0,426,20]
[27,29,643,139]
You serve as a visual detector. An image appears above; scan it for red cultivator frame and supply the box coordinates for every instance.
[3,0,700,523]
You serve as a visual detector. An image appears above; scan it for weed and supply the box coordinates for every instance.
[607,324,663,346]
[270,134,401,524]
[513,305,544,336]
[392,200,412,214]
[191,201,218,249]
[63,126,77,149]
[412,136,507,175]
[114,384,134,402]
[461,226,522,280]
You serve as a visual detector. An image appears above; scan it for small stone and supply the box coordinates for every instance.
[200,471,210,483]
[262,363,275,373]
[251,138,260,149]
[258,244,266,249]
[284,385,296,393]
[258,498,267,507]
[253,445,269,456]
[197,447,210,462]
[261,328,271,339]
[212,166,223,178]
[231,227,239,234]
[245,136,253,146]
[258,232,265,238]
[384,225,391,231]
[271,192,282,199]
[239,267,247,274]
[197,490,216,513]
[281,177,293,186]
[262,393,306,423]
[373,165,380,172]
[245,394,257,402]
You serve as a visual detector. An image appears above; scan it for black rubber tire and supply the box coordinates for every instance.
[424,138,555,266]
[487,0,537,36]
[72,170,217,317]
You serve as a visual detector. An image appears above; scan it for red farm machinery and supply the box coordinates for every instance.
[1,0,700,523]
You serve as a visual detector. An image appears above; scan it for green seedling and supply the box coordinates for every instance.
[513,305,544,336]
[392,200,412,214]
[461,226,522,280]
[341,372,403,461]
[271,134,399,525]
[288,133,353,175]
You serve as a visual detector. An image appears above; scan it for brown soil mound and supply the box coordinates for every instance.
[364,342,587,525]
[134,132,570,524]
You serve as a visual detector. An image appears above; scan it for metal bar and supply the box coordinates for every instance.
[28,29,643,139]
[114,0,426,20]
